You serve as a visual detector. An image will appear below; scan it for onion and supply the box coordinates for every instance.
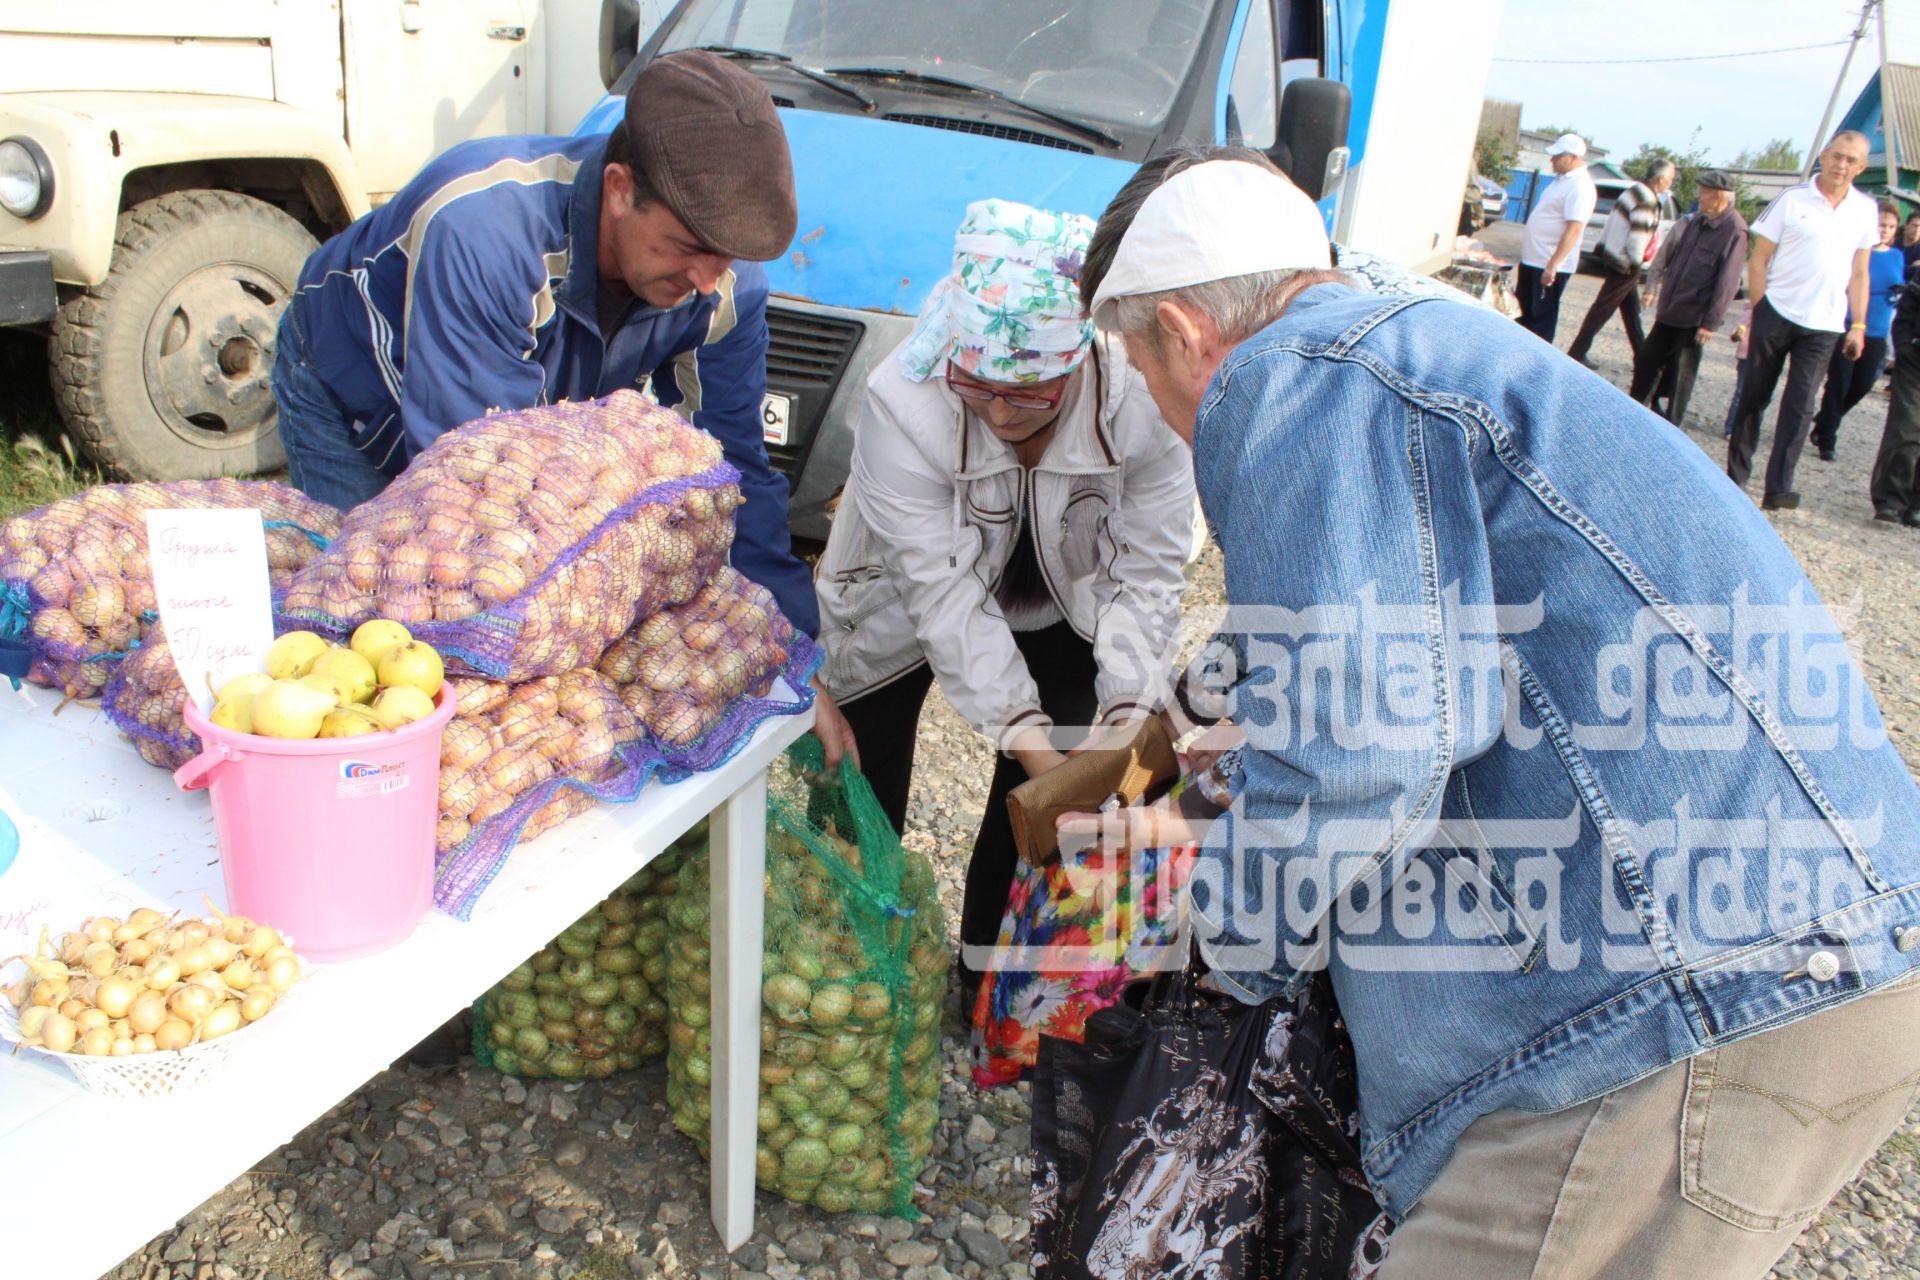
[73,1008,110,1033]
[85,916,119,944]
[175,944,215,977]
[94,975,137,1018]
[203,938,237,969]
[83,941,118,976]
[241,926,283,958]
[220,959,255,992]
[133,1034,157,1053]
[127,907,165,931]
[200,1002,243,1041]
[152,1018,193,1051]
[111,1037,136,1057]
[126,991,167,1035]
[167,983,215,1024]
[17,1006,50,1039]
[177,921,210,948]
[78,1026,113,1056]
[39,1012,77,1054]
[143,957,180,990]
[265,956,299,993]
[240,988,276,1022]
[120,938,155,965]
[31,977,68,1008]
[58,996,87,1020]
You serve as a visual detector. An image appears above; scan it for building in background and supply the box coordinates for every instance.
[1838,60,1920,207]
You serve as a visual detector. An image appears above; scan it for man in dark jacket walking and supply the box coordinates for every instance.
[1629,170,1748,424]
[1567,160,1674,367]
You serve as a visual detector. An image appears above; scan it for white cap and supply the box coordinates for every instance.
[1087,160,1331,331]
[1545,132,1587,158]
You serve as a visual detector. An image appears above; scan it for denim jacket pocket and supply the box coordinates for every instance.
[1680,973,1920,1231]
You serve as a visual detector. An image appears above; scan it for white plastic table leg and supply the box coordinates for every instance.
[708,770,768,1251]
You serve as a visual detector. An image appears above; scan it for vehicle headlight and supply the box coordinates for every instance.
[0,137,54,220]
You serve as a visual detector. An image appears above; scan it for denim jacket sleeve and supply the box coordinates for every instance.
[1188,340,1487,1002]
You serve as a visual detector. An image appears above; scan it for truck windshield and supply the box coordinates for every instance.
[658,0,1215,129]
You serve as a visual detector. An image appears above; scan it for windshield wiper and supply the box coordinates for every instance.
[823,67,1121,150]
[694,45,875,112]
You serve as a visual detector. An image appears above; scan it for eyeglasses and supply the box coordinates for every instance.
[945,371,1068,411]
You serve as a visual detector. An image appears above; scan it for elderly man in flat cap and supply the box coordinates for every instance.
[1071,147,1920,1279]
[273,49,828,662]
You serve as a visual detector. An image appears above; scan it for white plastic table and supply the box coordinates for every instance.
[0,680,812,1280]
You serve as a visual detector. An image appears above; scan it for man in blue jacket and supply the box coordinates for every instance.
[271,50,823,649]
[1077,151,1920,1278]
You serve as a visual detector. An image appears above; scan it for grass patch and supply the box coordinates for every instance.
[567,1243,636,1280]
[0,330,94,517]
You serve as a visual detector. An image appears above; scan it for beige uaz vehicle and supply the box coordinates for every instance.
[0,0,646,479]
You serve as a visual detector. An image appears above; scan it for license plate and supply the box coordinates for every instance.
[762,392,792,446]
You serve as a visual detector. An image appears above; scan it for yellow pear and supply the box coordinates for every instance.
[350,619,412,667]
[376,641,445,698]
[265,631,331,680]
[209,698,253,734]
[250,679,337,739]
[317,706,384,738]
[215,672,274,704]
[310,647,378,704]
[298,671,352,706]
[368,684,436,729]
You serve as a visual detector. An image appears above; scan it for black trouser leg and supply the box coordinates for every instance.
[1763,327,1842,499]
[1871,352,1920,514]
[958,623,1099,984]
[1727,299,1797,488]
[1631,320,1682,404]
[1813,336,1888,453]
[1516,265,1543,335]
[836,662,936,837]
[1567,269,1635,362]
[1669,338,1705,425]
[1619,276,1646,358]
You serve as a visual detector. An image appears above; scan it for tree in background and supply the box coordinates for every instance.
[1475,129,1516,182]
[1732,138,1804,172]
[1623,129,1711,212]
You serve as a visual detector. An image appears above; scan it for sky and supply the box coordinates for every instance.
[1484,0,1914,168]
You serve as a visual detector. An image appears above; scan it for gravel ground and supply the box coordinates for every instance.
[102,241,1920,1280]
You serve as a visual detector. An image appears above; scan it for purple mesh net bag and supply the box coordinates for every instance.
[276,390,740,682]
[101,624,200,770]
[433,638,823,922]
[0,480,340,697]
[598,566,799,756]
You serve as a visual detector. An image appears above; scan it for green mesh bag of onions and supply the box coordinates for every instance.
[663,739,947,1217]
[470,830,698,1079]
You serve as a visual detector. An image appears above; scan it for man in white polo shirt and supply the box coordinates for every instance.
[1726,131,1876,509]
[1516,133,1598,342]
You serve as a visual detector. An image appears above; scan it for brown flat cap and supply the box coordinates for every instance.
[625,50,797,261]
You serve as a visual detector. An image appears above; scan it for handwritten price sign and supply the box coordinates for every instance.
[145,509,276,713]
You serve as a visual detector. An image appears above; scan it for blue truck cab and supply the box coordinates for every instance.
[582,0,1385,542]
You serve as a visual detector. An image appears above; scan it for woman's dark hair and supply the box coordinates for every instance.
[1079,145,1336,312]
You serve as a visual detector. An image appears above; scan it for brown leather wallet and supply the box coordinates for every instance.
[1005,715,1178,865]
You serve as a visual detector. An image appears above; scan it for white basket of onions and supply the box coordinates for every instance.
[0,902,302,1099]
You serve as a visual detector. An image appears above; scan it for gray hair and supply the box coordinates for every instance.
[1108,268,1343,348]
[1644,158,1675,185]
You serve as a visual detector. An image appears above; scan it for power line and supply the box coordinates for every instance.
[1493,39,1851,66]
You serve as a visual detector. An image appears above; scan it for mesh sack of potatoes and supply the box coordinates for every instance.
[470,829,699,1079]
[433,671,655,918]
[277,389,741,683]
[0,480,340,697]
[100,624,199,770]
[597,566,815,767]
[664,738,947,1217]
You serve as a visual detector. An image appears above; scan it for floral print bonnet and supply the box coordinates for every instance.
[897,198,1096,385]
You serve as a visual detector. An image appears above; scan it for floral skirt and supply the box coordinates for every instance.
[970,843,1193,1087]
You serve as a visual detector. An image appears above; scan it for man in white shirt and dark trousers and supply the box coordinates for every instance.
[1516,133,1598,343]
[1726,132,1877,509]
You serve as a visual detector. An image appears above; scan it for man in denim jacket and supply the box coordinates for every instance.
[1081,151,1920,1278]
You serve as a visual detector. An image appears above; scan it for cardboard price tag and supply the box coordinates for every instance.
[144,509,276,713]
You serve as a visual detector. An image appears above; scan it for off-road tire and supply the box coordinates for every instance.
[50,190,319,480]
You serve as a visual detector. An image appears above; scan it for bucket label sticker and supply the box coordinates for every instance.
[337,760,410,799]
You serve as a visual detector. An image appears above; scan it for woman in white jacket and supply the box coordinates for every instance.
[814,198,1195,1000]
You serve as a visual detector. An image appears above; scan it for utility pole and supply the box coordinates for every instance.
[1879,0,1903,189]
[1807,0,1877,180]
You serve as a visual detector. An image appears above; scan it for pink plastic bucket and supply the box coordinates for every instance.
[176,687,458,962]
